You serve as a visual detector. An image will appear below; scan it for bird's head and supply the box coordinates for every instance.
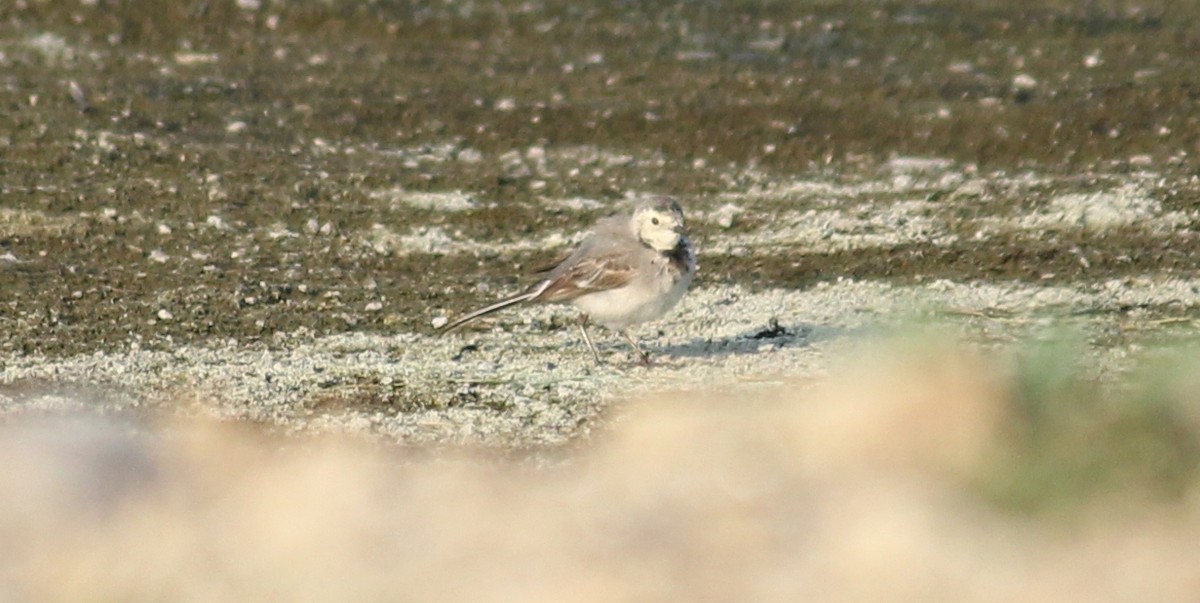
[632,197,687,252]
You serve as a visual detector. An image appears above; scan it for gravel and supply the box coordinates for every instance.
[6,269,1199,447]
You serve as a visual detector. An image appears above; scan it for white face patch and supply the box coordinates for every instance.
[633,206,686,251]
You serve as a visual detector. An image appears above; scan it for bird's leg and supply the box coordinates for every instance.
[577,314,603,365]
[619,330,652,366]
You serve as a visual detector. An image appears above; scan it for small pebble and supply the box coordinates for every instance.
[1012,73,1038,90]
[456,148,483,163]
[713,203,742,229]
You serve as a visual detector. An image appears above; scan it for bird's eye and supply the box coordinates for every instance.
[651,217,660,225]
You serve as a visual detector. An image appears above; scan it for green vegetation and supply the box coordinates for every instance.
[986,337,1200,514]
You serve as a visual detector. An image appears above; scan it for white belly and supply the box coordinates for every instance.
[571,269,693,329]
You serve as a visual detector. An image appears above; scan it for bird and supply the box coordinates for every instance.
[439,196,696,365]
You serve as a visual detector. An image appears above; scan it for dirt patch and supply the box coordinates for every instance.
[4,349,1200,601]
[2,0,1200,446]
[708,228,1200,289]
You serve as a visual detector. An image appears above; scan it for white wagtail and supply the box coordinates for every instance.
[440,196,697,364]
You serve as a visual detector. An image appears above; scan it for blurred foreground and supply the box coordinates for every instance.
[2,341,1198,602]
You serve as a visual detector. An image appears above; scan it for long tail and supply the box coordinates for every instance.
[439,290,541,334]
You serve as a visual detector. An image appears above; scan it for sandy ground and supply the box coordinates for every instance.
[4,2,1200,599]
[5,165,1199,446]
[4,347,1200,602]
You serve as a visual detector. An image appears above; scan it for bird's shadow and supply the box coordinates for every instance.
[650,318,845,360]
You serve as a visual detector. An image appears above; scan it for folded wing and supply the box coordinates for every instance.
[534,252,637,303]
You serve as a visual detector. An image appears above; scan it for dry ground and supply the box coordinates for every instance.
[3,1,1200,599]
[4,347,1200,602]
